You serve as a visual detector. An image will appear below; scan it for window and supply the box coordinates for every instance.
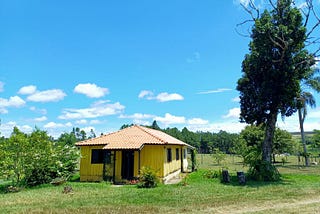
[167,148,172,163]
[176,148,179,160]
[183,148,187,159]
[91,149,111,164]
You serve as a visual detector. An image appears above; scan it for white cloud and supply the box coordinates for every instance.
[154,113,186,126]
[74,83,109,98]
[187,118,209,125]
[44,122,65,129]
[0,121,33,137]
[156,92,184,102]
[223,108,241,119]
[197,88,232,95]
[76,119,88,125]
[27,89,66,102]
[138,90,154,99]
[233,0,251,7]
[90,120,102,125]
[133,119,151,126]
[189,121,247,133]
[0,96,26,113]
[119,113,155,120]
[34,116,47,122]
[30,106,47,115]
[0,82,4,92]
[139,90,184,102]
[186,52,200,63]
[59,101,125,120]
[0,96,26,108]
[18,85,37,95]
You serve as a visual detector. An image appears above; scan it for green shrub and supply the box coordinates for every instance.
[247,160,280,181]
[138,166,159,188]
[203,170,220,179]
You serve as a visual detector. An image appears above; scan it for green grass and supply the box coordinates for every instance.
[1,155,320,213]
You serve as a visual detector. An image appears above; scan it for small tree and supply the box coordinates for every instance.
[212,148,226,165]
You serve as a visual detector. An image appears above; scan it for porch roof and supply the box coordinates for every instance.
[75,125,192,150]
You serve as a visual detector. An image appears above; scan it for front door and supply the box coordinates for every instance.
[121,150,134,180]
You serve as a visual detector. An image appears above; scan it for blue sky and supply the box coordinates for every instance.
[0,0,320,138]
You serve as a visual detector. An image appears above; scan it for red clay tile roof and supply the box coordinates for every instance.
[75,125,191,150]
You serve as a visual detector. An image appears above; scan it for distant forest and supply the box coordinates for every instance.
[120,121,239,154]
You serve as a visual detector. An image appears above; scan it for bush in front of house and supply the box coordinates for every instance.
[138,166,159,188]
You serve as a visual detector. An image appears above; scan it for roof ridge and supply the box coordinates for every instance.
[135,125,167,144]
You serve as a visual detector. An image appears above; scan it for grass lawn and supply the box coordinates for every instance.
[1,155,319,214]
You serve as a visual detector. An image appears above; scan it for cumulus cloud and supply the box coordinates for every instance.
[154,113,186,126]
[18,85,37,95]
[223,108,241,119]
[0,96,26,113]
[30,106,47,115]
[59,101,125,120]
[138,90,154,99]
[197,88,232,95]
[27,89,66,102]
[188,121,247,133]
[119,113,155,120]
[138,90,184,102]
[0,96,25,108]
[34,116,48,122]
[156,93,184,102]
[74,83,109,98]
[44,122,73,129]
[0,121,33,137]
[187,118,209,125]
[76,119,88,125]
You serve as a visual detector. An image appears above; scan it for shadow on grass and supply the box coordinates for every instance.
[219,174,293,188]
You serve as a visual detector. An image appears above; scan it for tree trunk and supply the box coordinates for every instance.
[262,112,277,164]
[298,108,309,166]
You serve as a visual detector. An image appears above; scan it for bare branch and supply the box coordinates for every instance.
[306,0,320,39]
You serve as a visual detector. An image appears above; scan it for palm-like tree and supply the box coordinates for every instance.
[298,68,320,166]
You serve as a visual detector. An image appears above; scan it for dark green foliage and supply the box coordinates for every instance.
[138,166,159,188]
[238,125,296,181]
[247,160,280,182]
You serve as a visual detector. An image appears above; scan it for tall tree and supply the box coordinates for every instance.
[297,68,320,166]
[237,0,317,180]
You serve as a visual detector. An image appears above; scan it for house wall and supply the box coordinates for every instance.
[140,145,165,177]
[79,145,189,182]
[79,145,104,181]
[163,145,185,177]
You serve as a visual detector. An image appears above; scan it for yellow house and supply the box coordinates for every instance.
[75,125,193,183]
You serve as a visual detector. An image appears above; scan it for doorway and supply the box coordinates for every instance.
[121,150,134,180]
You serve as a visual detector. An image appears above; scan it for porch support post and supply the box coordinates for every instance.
[113,150,116,182]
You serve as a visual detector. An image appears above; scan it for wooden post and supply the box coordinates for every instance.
[221,170,230,183]
[237,171,246,185]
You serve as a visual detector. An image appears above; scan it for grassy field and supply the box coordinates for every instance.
[0,155,319,214]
